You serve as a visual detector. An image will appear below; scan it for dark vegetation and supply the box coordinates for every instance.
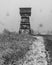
[1,29,52,64]
[0,29,35,65]
[44,36,52,60]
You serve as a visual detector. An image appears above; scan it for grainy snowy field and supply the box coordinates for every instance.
[0,31,51,65]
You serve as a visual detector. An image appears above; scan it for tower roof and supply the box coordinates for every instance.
[20,8,31,17]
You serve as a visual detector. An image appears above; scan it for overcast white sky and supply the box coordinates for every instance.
[0,0,52,33]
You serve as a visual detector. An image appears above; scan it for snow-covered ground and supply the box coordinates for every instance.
[22,36,50,65]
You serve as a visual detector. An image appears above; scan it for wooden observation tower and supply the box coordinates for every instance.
[19,8,31,34]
